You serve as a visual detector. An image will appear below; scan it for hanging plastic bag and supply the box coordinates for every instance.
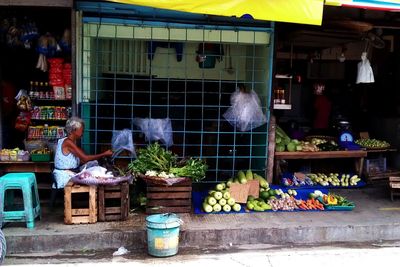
[111,129,136,159]
[223,86,267,132]
[133,118,173,147]
[356,52,375,84]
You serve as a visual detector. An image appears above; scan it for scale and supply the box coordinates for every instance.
[339,130,362,150]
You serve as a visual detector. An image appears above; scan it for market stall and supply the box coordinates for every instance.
[0,5,73,194]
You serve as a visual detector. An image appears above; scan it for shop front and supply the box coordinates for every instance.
[3,0,400,258]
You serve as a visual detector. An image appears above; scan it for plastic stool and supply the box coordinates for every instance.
[0,172,41,229]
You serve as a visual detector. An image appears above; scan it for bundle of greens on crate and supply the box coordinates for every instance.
[128,143,208,185]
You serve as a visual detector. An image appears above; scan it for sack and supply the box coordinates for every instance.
[111,129,136,158]
[223,88,266,132]
[133,118,173,147]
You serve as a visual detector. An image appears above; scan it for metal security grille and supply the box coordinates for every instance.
[80,23,273,182]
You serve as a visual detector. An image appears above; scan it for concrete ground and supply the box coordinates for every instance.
[4,244,400,266]
[2,181,400,255]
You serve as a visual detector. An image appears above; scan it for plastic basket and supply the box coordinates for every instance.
[324,205,355,211]
[24,139,46,153]
[31,153,51,162]
[364,157,386,175]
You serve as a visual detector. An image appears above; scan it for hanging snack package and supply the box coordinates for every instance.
[15,89,32,111]
[133,118,173,147]
[111,129,136,159]
[223,87,267,132]
[15,111,31,132]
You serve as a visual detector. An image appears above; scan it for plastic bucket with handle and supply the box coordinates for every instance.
[146,213,182,257]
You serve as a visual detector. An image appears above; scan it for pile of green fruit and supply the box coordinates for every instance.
[202,169,269,213]
[203,183,241,213]
[307,173,361,187]
[247,188,298,211]
[275,126,301,152]
[226,170,269,187]
[355,139,390,149]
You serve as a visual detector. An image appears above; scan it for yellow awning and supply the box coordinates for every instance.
[108,0,324,25]
[326,0,400,10]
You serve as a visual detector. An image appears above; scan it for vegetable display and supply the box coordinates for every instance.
[355,138,390,149]
[202,183,241,213]
[128,143,207,182]
[282,172,362,187]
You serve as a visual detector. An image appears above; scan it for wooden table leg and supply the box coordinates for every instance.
[355,157,364,177]
[274,159,281,185]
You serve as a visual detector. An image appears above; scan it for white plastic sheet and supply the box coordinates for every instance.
[356,52,374,84]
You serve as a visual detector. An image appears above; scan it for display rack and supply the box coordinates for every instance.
[274,150,367,183]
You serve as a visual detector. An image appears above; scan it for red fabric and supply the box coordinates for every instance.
[313,95,332,129]
[1,81,16,113]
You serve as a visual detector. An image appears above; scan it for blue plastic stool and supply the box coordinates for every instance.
[0,172,41,229]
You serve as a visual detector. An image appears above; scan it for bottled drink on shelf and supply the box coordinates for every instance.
[39,82,44,99]
[29,81,34,98]
[34,81,39,99]
[45,82,50,99]
[43,124,49,139]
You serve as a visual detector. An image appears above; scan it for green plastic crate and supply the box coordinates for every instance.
[31,153,51,162]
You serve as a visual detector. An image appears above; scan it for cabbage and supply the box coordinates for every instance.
[276,144,285,152]
[287,142,296,152]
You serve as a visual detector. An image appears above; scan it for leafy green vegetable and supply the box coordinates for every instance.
[170,158,208,182]
[127,143,208,182]
[128,143,176,174]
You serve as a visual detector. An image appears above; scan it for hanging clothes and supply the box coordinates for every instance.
[356,52,374,84]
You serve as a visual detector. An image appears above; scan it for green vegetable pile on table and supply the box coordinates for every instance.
[128,143,208,182]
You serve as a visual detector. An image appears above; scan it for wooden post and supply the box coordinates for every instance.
[64,182,72,224]
[266,115,276,184]
[98,186,105,222]
[88,185,97,224]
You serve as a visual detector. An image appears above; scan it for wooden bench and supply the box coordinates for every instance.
[64,181,97,224]
[98,182,129,222]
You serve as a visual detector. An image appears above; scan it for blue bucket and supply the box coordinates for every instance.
[146,213,182,257]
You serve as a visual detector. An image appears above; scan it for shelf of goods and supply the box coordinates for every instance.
[28,93,71,141]
[274,150,367,183]
[273,74,292,110]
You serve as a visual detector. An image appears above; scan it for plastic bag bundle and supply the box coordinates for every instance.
[111,129,136,159]
[133,118,173,147]
[71,166,133,186]
[223,89,266,132]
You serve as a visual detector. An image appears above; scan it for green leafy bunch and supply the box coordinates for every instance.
[170,158,208,182]
[128,143,177,174]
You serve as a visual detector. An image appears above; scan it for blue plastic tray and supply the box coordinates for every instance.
[192,186,329,214]
[324,205,355,211]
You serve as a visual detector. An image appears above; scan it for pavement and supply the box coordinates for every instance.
[4,244,400,266]
[2,181,400,255]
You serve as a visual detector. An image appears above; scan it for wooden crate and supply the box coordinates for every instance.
[389,177,400,201]
[146,179,192,214]
[98,182,129,222]
[64,181,97,224]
